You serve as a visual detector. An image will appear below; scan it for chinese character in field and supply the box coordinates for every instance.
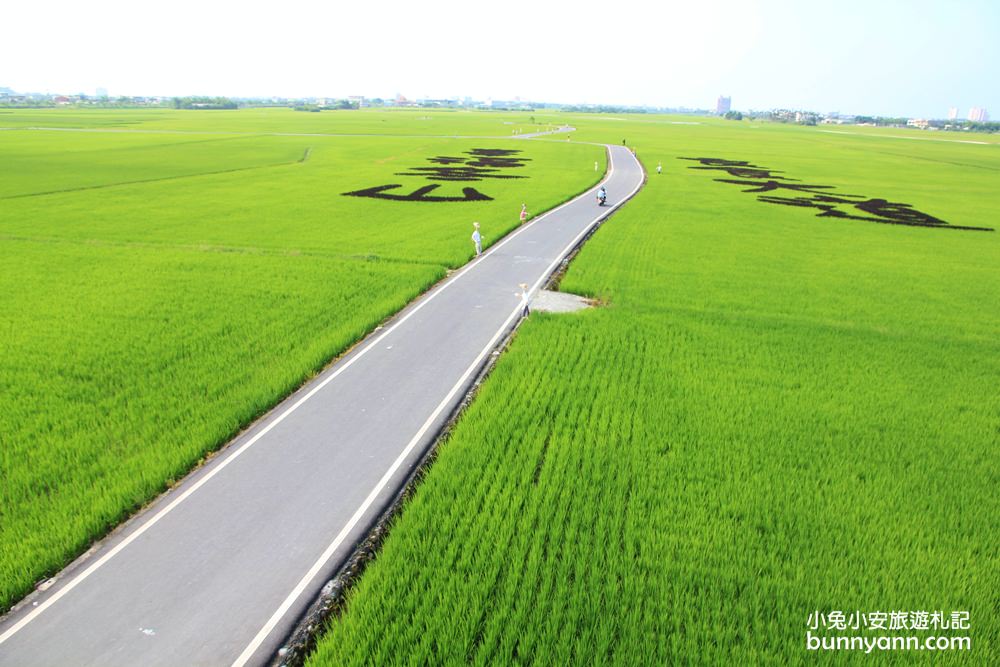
[427,156,466,165]
[465,148,531,169]
[910,611,930,630]
[715,178,862,197]
[395,165,525,182]
[396,149,529,182]
[827,611,847,630]
[851,199,949,227]
[679,156,995,232]
[344,148,529,203]
[868,611,888,631]
[757,193,865,220]
[679,157,794,181]
[343,184,493,202]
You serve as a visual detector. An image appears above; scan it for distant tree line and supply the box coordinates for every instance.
[723,111,743,120]
[927,119,1000,134]
[172,96,238,110]
[0,100,54,108]
[963,121,1000,133]
[848,116,998,133]
[559,105,649,114]
[293,99,359,112]
[746,110,820,125]
[853,116,909,126]
[0,95,167,108]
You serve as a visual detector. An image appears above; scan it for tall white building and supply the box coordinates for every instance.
[947,107,958,120]
[716,95,731,114]
[968,107,989,122]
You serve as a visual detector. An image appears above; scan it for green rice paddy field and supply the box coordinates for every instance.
[307,118,999,663]
[2,108,997,664]
[0,109,603,609]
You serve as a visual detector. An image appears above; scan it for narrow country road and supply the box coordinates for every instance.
[0,144,644,667]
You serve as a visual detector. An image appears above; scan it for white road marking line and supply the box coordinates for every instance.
[233,147,644,666]
[0,145,622,648]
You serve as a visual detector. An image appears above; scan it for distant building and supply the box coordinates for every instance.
[53,96,72,105]
[906,118,929,129]
[947,107,958,120]
[821,114,855,125]
[419,98,461,108]
[968,107,989,122]
[347,95,365,108]
[716,95,731,114]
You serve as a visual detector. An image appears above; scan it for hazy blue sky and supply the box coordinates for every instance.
[4,0,997,118]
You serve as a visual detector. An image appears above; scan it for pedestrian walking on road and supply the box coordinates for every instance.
[520,203,528,224]
[657,162,662,175]
[472,222,482,256]
[518,283,530,317]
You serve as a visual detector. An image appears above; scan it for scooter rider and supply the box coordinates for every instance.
[597,186,607,205]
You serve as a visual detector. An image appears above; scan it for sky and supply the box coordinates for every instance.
[3,0,997,118]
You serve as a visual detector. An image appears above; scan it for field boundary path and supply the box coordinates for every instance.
[0,145,644,667]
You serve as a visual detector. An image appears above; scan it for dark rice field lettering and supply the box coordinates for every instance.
[345,149,530,202]
[680,157,993,231]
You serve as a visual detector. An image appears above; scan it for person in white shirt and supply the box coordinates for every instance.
[518,283,530,317]
[471,222,482,256]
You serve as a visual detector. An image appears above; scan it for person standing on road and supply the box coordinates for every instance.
[472,222,482,256]
[518,283,530,317]
[520,203,528,224]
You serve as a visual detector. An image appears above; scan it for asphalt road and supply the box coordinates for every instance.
[0,144,644,667]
